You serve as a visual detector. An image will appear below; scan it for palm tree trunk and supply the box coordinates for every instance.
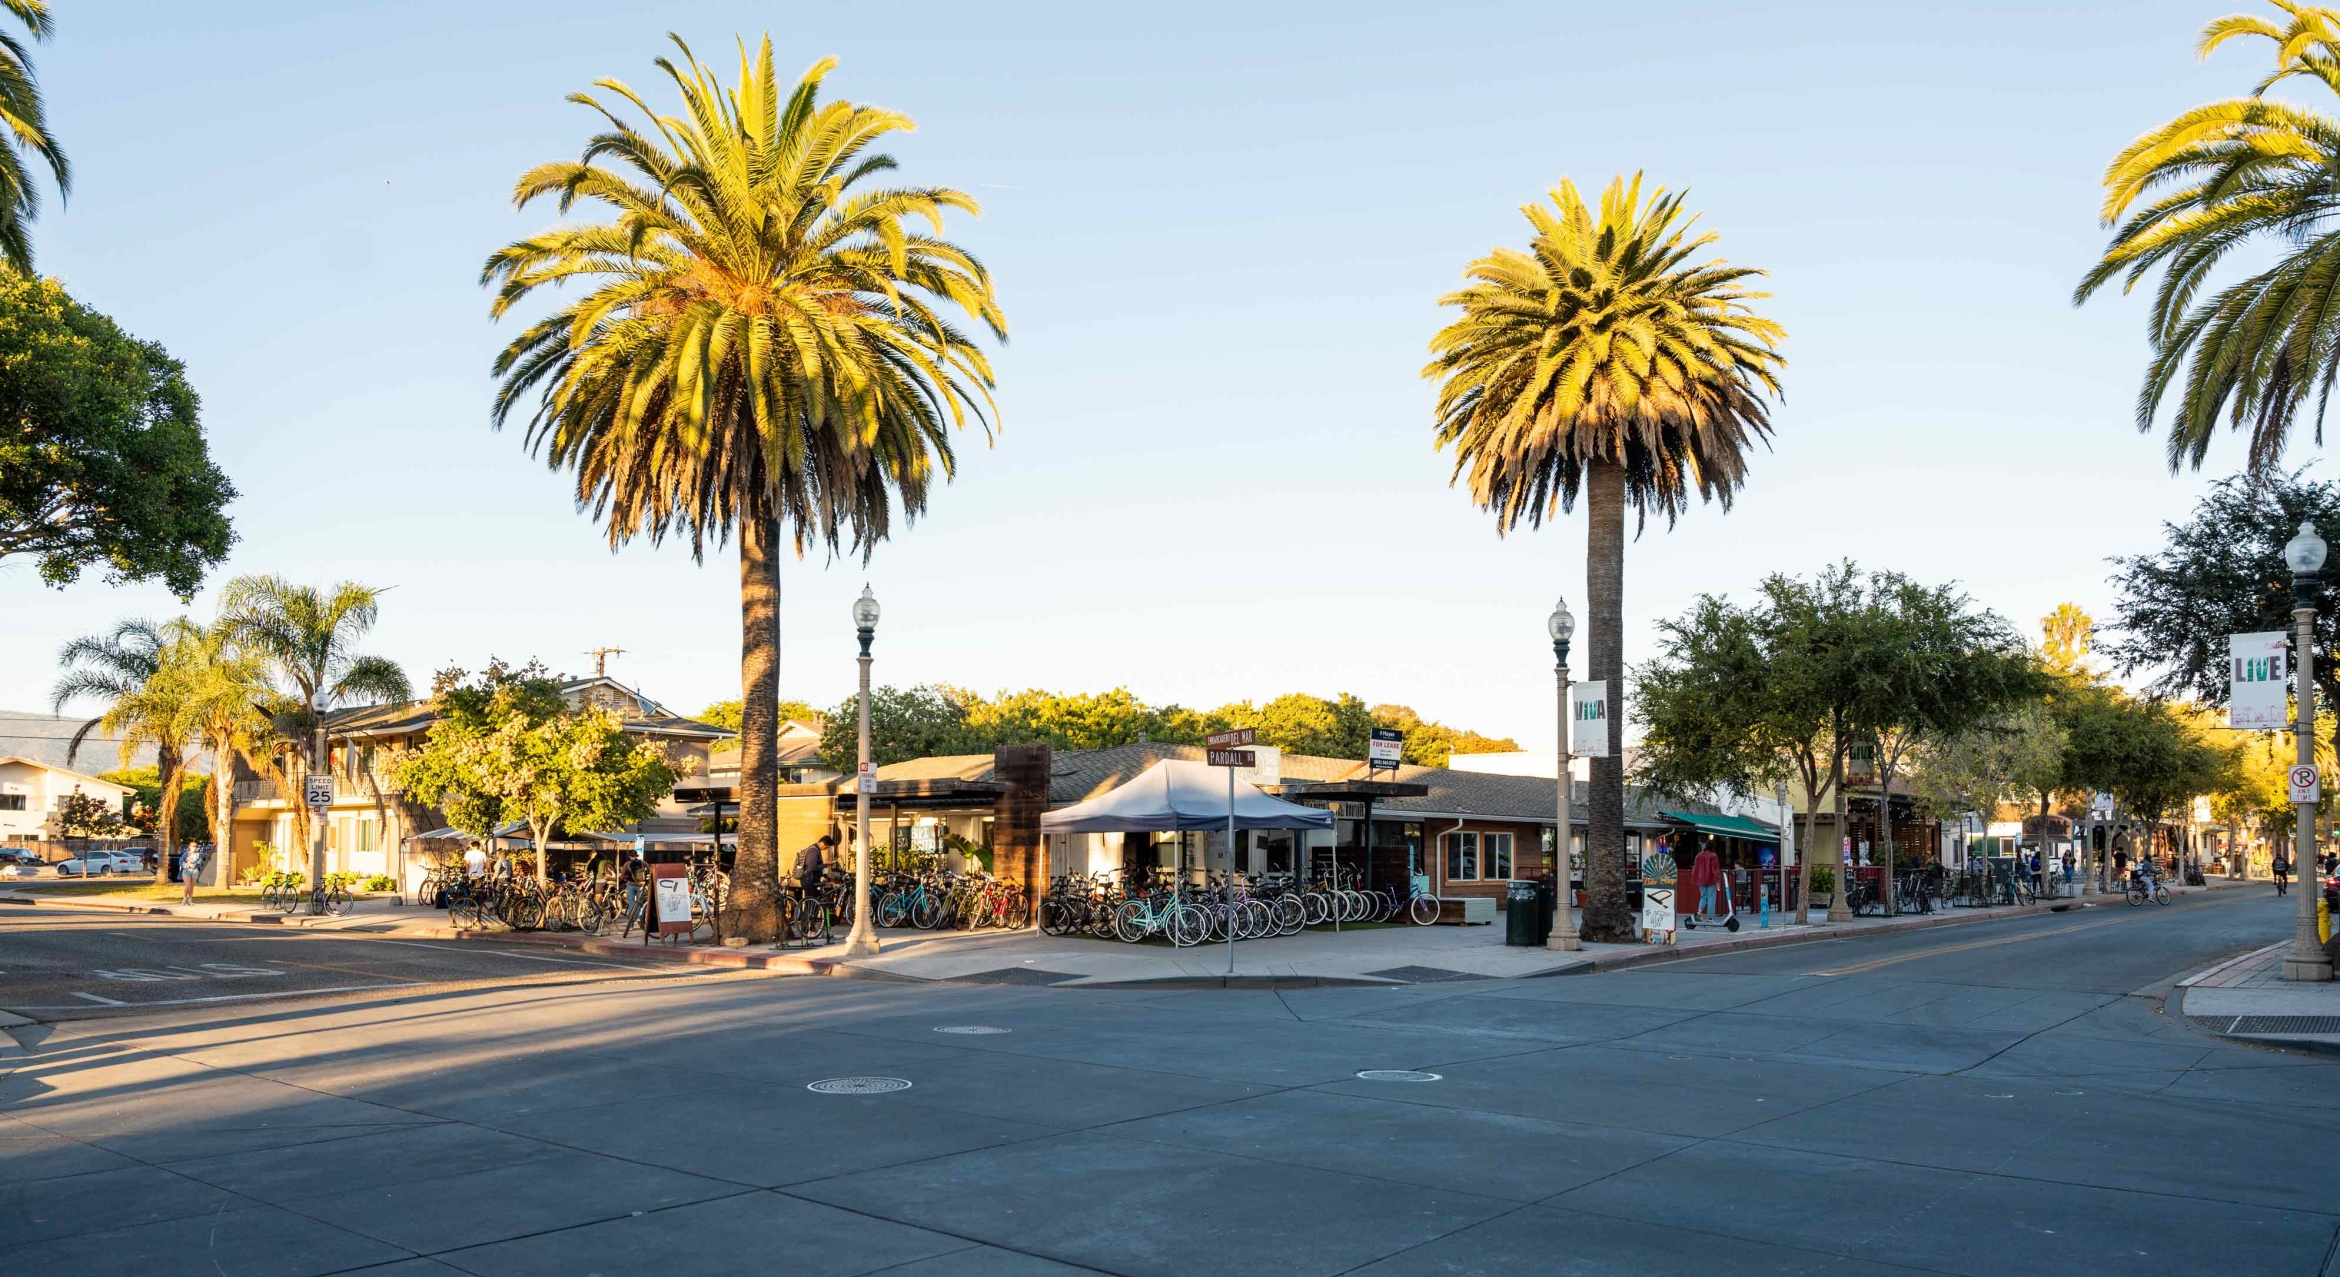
[1877,754,1896,917]
[1580,457,1632,941]
[730,505,782,941]
[153,744,181,885]
[210,736,237,890]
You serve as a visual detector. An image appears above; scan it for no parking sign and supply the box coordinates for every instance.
[2291,764,2321,805]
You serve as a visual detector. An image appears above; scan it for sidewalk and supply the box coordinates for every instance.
[2179,937,2340,1052]
[6,875,2255,988]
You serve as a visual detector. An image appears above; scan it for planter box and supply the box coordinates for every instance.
[1436,896,1495,925]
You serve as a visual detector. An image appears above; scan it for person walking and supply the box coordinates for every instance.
[2060,848,2075,890]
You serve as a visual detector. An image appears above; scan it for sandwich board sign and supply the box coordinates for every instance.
[648,863,694,940]
[2231,632,2290,729]
[1640,887,1676,944]
[1570,681,1610,758]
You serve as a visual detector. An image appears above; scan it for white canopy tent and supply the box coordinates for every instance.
[1040,760,1333,834]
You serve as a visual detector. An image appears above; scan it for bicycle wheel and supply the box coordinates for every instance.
[1002,894,1029,929]
[327,886,352,915]
[1410,894,1440,926]
[1273,895,1305,935]
[2125,880,2145,905]
[1113,901,1151,943]
[2154,883,2171,906]
[1168,904,1210,948]
[911,894,944,930]
[1238,899,1272,939]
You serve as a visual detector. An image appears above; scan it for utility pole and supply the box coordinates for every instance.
[584,647,626,678]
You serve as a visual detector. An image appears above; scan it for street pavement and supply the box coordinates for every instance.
[2,885,2332,1276]
[0,904,748,1021]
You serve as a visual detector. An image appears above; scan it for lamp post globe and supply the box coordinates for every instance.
[844,585,883,957]
[1547,597,1580,952]
[2282,524,2333,981]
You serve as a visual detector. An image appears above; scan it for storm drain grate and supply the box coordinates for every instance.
[951,968,1083,986]
[807,1076,912,1095]
[1362,966,1482,984]
[2230,1015,2340,1035]
[1356,1069,1442,1082]
[934,1026,1011,1035]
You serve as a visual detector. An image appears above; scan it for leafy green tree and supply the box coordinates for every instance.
[99,765,207,845]
[485,38,1005,939]
[0,277,234,596]
[171,617,288,882]
[818,685,978,770]
[220,577,411,889]
[1425,175,1785,942]
[391,662,570,841]
[1846,572,2039,910]
[1908,701,2067,838]
[2077,2,2340,471]
[698,698,819,755]
[0,0,67,274]
[2102,468,2340,749]
[474,708,680,886]
[54,789,121,839]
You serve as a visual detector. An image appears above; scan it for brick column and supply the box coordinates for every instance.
[994,745,1051,915]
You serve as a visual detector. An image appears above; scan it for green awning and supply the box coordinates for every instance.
[1660,810,1778,840]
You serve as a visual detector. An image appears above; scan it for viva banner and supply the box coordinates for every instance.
[1570,680,1610,758]
[2230,632,2290,729]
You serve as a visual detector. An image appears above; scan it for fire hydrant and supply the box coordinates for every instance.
[2320,894,2332,945]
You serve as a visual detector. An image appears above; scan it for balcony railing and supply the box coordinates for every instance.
[234,779,281,803]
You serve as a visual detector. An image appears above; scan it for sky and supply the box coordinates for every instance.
[0,0,2294,754]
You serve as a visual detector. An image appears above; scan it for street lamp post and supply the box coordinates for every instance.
[843,585,883,958]
[2283,522,2332,982]
[1548,599,1581,952]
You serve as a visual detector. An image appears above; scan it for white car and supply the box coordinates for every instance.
[55,851,144,877]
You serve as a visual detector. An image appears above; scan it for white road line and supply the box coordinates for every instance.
[368,939,644,969]
[24,982,425,1011]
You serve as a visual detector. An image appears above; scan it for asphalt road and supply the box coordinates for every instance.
[0,904,739,1020]
[2,884,2333,1277]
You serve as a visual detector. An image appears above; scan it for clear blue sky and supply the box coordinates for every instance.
[0,0,2276,750]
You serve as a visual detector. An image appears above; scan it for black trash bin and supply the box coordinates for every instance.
[1505,880,1540,945]
[1535,876,1557,944]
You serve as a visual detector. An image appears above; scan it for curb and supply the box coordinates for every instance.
[1528,896,2110,978]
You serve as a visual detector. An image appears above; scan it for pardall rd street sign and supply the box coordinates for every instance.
[1206,728,1256,749]
[1207,748,1256,768]
[2291,764,2321,805]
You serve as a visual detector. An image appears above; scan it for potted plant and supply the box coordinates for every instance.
[1809,864,1836,908]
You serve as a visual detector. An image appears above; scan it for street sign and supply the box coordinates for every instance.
[1569,681,1610,758]
[1368,727,1403,768]
[857,761,876,785]
[1207,748,1256,768]
[2230,632,2291,728]
[2291,764,2322,805]
[303,775,333,809]
[1206,727,1256,749]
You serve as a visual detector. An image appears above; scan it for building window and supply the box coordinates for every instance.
[1443,831,1479,881]
[1486,832,1513,879]
[0,794,23,811]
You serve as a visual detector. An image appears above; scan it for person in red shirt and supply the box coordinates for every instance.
[1689,841,1724,917]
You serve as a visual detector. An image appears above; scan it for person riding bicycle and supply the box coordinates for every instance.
[2273,850,2291,896]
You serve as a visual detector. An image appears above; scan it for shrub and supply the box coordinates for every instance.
[1808,865,1836,895]
[363,874,396,892]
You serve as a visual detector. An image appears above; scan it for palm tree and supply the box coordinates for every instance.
[218,576,410,891]
[2076,1,2340,471]
[482,36,1005,939]
[1425,175,1785,941]
[52,618,190,883]
[173,619,288,896]
[0,0,68,275]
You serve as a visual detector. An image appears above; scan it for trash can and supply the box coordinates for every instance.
[1535,876,1557,944]
[1505,880,1540,946]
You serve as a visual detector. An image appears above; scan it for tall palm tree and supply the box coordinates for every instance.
[0,0,67,275]
[218,576,410,890]
[52,618,190,883]
[173,618,288,895]
[1425,175,1785,941]
[483,36,1006,939]
[2077,1,2340,472]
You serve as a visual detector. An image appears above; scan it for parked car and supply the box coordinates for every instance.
[0,848,44,877]
[54,851,144,877]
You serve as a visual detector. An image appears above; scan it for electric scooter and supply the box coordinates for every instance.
[1679,878,1741,932]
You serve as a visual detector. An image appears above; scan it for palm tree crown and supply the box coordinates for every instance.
[218,576,410,727]
[0,0,67,275]
[1425,174,1784,533]
[52,617,193,881]
[2077,0,2340,471]
[482,35,1006,560]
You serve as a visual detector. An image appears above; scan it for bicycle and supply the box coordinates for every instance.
[2124,870,2170,906]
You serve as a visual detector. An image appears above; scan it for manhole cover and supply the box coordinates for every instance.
[807,1077,912,1095]
[1356,1069,1442,1082]
[934,1026,1011,1035]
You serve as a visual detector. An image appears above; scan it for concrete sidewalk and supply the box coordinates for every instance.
[0,889,458,935]
[2180,937,2340,1052]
